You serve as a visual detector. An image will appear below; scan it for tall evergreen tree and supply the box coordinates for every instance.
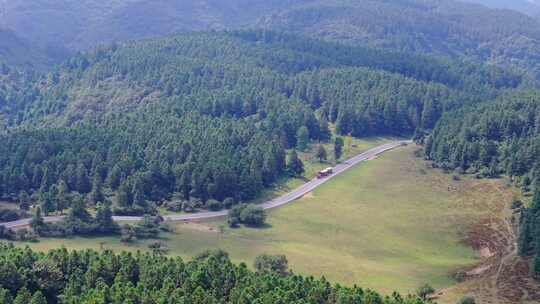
[296,126,310,151]
[334,137,344,161]
[286,150,304,177]
[316,145,328,162]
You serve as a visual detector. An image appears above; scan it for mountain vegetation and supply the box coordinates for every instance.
[424,91,540,275]
[262,0,540,78]
[1,0,540,298]
[463,0,540,16]
[0,28,56,70]
[0,244,429,304]
[0,0,296,51]
[0,31,525,220]
[2,0,540,79]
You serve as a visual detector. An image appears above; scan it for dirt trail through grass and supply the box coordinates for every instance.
[438,182,540,304]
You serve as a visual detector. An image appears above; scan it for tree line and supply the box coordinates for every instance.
[424,91,540,276]
[0,244,430,304]
[0,30,530,231]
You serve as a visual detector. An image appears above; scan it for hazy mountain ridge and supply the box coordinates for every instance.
[0,28,56,69]
[0,0,298,51]
[2,0,540,78]
[261,0,540,78]
[462,0,540,16]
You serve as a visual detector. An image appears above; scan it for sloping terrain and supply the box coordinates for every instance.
[0,0,296,51]
[0,28,56,69]
[463,0,540,16]
[261,0,540,77]
[1,0,540,78]
[18,144,521,297]
[0,31,523,216]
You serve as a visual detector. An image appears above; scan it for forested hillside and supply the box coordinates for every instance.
[2,0,540,79]
[0,0,297,51]
[463,0,540,16]
[425,91,540,276]
[262,0,540,78]
[426,92,539,180]
[0,31,524,218]
[0,28,56,69]
[0,244,427,304]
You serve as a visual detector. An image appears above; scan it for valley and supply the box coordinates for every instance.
[0,1,539,303]
[14,144,523,300]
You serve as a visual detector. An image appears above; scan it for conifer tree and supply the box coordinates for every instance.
[316,145,327,162]
[296,126,310,151]
[286,150,304,177]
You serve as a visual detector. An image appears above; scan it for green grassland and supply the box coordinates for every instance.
[14,143,514,295]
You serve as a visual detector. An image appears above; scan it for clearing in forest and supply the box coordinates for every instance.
[16,144,517,296]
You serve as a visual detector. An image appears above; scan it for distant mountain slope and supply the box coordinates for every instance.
[462,0,540,16]
[0,31,523,208]
[0,28,56,69]
[1,0,540,77]
[261,0,540,78]
[0,0,297,51]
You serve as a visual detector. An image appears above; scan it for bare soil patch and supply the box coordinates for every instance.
[438,181,540,304]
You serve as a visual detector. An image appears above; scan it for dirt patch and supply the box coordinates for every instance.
[302,192,315,199]
[367,156,379,161]
[480,247,495,259]
[444,202,540,303]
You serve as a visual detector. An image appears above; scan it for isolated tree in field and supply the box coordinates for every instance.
[287,150,304,177]
[240,204,266,227]
[228,204,244,227]
[228,204,266,227]
[416,283,435,300]
[316,144,327,162]
[296,126,310,151]
[334,137,344,161]
[254,254,289,276]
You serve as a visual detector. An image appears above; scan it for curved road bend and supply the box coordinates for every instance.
[1,140,412,229]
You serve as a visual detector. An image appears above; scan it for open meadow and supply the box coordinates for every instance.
[14,144,516,296]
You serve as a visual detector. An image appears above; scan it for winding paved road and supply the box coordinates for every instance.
[0,140,412,229]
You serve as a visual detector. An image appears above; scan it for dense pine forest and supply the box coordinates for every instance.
[425,92,540,275]
[0,31,527,220]
[3,0,540,79]
[0,244,428,304]
[1,0,540,300]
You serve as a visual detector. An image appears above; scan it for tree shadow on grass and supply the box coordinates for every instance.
[233,223,273,230]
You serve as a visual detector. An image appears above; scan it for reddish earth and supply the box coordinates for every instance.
[448,213,540,303]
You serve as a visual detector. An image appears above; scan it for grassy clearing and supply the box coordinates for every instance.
[14,143,514,296]
[249,135,400,205]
